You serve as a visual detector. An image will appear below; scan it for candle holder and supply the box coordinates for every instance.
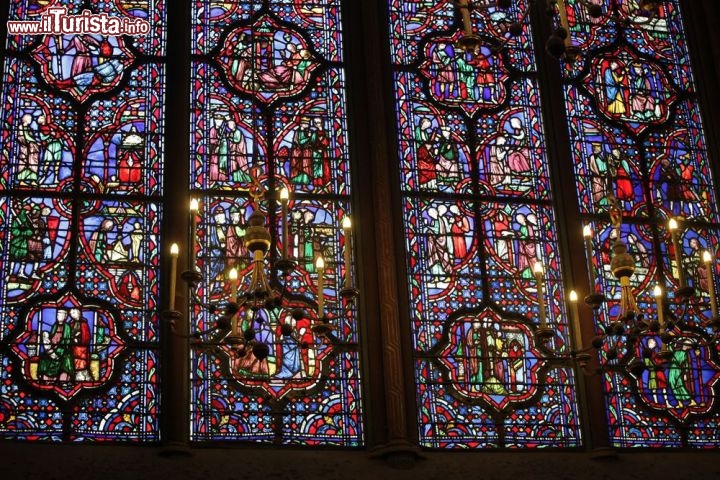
[584,292,606,309]
[165,178,360,387]
[340,287,361,299]
[162,309,183,334]
[274,258,296,275]
[455,0,533,56]
[571,350,593,372]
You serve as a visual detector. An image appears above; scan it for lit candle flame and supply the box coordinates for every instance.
[533,261,544,275]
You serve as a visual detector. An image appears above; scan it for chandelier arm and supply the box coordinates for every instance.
[279,274,292,301]
[178,270,218,312]
[248,258,261,293]
[676,297,691,325]
[167,323,225,341]
[191,295,217,312]
[455,0,537,54]
[491,0,534,53]
[535,349,598,377]
[261,269,273,296]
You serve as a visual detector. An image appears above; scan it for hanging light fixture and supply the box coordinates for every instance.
[166,179,357,370]
[455,1,666,62]
[534,178,720,378]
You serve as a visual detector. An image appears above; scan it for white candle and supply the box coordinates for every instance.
[342,216,352,289]
[668,218,685,287]
[583,224,596,293]
[569,289,582,351]
[280,188,289,259]
[316,256,325,318]
[169,243,179,310]
[534,261,547,328]
[703,251,717,319]
[228,267,238,333]
[189,198,199,270]
[654,284,665,328]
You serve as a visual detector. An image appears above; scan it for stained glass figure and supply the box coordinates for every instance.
[0,0,166,441]
[584,47,677,134]
[31,34,135,103]
[11,293,125,400]
[418,34,510,115]
[214,15,321,105]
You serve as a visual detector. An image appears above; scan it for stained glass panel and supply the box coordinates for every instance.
[189,0,363,445]
[390,0,581,448]
[0,0,166,442]
[561,0,720,447]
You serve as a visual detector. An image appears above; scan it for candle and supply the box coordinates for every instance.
[228,267,238,334]
[533,261,547,328]
[568,289,583,351]
[189,198,199,270]
[342,216,352,289]
[654,284,665,328]
[316,256,325,318]
[703,251,718,319]
[668,218,685,288]
[169,243,179,311]
[555,0,573,49]
[457,0,472,36]
[228,267,238,302]
[583,224,596,293]
[280,188,289,259]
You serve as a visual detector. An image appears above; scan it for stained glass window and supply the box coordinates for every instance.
[189,0,363,445]
[0,1,166,441]
[2,0,717,452]
[560,0,720,447]
[389,0,582,448]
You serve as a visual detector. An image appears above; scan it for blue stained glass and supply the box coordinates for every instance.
[562,0,720,447]
[390,0,582,448]
[0,0,165,442]
[189,0,363,446]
